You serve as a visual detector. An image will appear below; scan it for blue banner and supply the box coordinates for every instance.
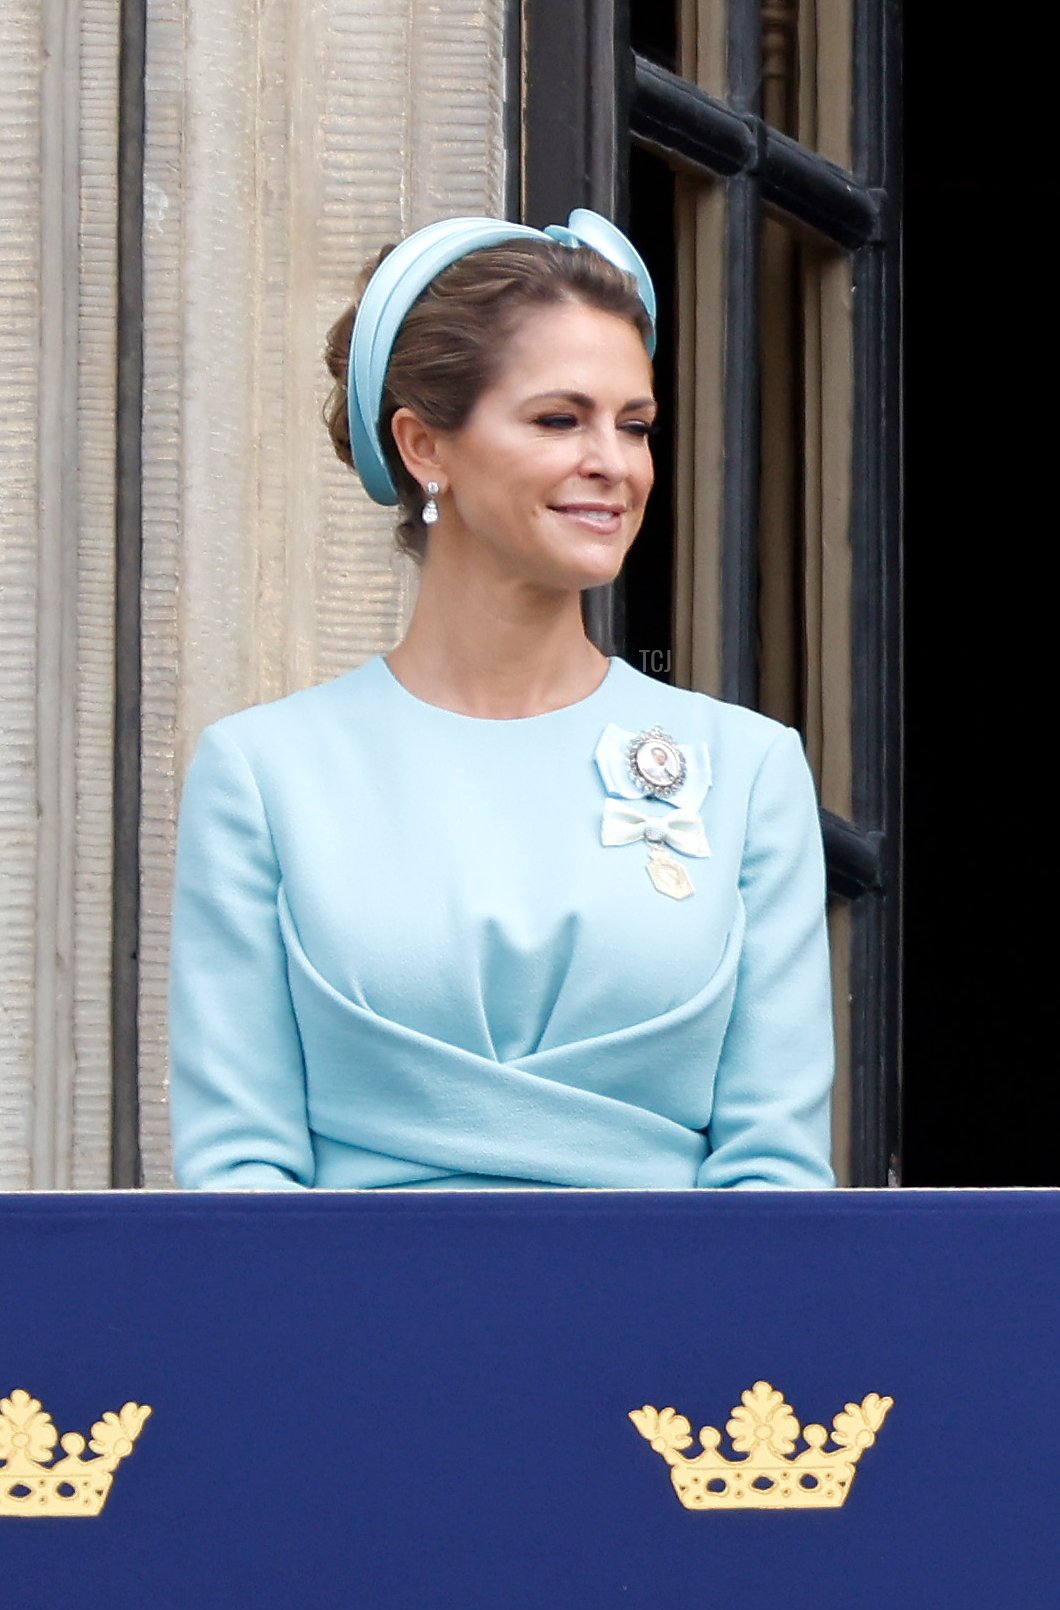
[2,1190,1057,1609]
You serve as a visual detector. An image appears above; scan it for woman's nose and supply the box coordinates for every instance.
[579,424,627,481]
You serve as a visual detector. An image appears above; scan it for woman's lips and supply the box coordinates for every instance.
[550,504,626,533]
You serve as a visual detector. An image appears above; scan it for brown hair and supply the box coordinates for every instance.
[323,237,652,563]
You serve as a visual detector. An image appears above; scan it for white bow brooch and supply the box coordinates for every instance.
[594,723,713,901]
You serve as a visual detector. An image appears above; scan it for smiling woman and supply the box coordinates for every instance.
[168,210,836,1191]
[388,301,655,604]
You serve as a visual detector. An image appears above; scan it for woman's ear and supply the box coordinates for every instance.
[390,408,446,492]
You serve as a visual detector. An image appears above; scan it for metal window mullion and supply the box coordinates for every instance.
[521,0,632,657]
[821,811,884,900]
[521,0,632,249]
[630,54,882,250]
[720,0,762,709]
[632,54,754,176]
[848,0,903,1187]
[581,0,632,656]
[503,0,522,220]
[757,125,880,249]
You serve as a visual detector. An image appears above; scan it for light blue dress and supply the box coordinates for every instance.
[169,654,834,1189]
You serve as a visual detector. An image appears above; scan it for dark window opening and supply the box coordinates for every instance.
[901,12,1059,1187]
[522,0,902,1185]
[624,140,676,683]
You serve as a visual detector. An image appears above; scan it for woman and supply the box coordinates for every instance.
[169,209,834,1191]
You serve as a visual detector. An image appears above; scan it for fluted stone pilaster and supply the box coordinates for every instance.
[0,0,119,1187]
[138,0,508,1183]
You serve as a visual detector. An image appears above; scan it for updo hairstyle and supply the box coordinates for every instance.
[323,237,653,563]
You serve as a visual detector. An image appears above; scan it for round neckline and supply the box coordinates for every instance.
[377,653,620,725]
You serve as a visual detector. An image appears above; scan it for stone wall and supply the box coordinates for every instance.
[0,0,509,1188]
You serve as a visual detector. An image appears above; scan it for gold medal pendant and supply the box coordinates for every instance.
[646,843,695,900]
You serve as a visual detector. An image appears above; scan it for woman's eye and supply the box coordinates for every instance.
[622,420,656,439]
[534,414,578,430]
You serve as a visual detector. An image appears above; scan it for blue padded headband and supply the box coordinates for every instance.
[346,208,657,506]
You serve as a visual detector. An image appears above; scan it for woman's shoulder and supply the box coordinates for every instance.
[191,656,387,763]
[608,657,795,765]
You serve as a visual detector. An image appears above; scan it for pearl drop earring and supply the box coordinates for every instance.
[422,481,440,525]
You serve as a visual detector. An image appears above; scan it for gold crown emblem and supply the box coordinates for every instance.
[630,1380,893,1510]
[1,1390,151,1517]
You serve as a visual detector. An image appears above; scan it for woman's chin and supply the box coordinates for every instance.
[530,557,627,596]
[573,549,632,591]
[547,535,635,592]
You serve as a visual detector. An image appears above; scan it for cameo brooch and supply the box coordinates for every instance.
[594,723,711,902]
[626,726,687,800]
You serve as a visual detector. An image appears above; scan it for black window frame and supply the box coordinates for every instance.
[517,0,903,1187]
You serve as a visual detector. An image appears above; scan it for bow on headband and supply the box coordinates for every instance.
[600,800,712,859]
[347,209,658,506]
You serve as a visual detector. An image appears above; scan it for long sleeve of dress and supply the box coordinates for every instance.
[696,726,835,1189]
[169,725,314,1188]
